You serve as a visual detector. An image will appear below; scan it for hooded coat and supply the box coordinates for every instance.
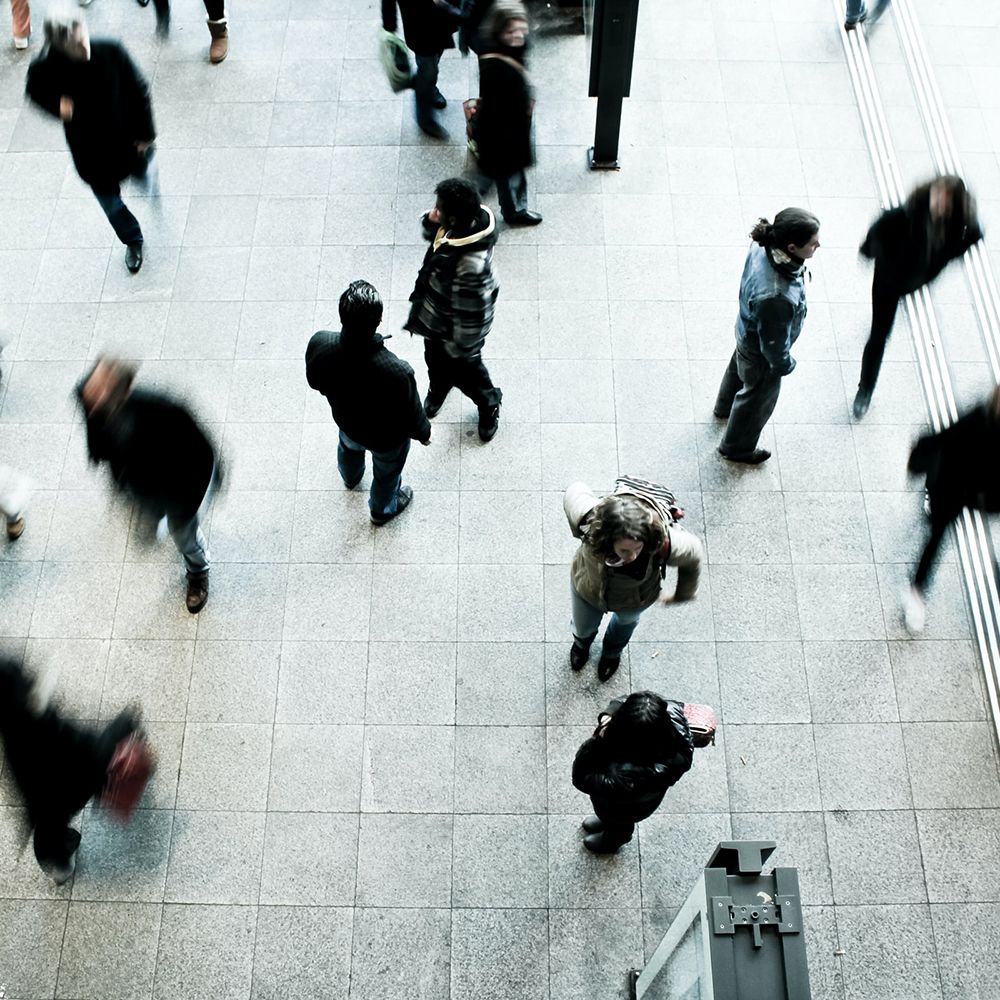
[572,699,694,823]
[405,207,500,357]
[305,328,431,452]
[25,40,155,189]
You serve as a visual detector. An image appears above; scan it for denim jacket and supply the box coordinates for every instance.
[734,242,808,376]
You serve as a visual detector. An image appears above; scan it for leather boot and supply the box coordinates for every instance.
[186,570,209,614]
[207,17,228,63]
[582,815,604,833]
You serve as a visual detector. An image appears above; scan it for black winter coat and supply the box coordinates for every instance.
[860,194,982,297]
[305,330,431,452]
[25,40,155,189]
[476,51,533,179]
[382,0,457,55]
[572,700,694,824]
[79,387,216,520]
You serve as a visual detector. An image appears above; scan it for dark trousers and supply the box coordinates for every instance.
[204,0,225,18]
[858,271,902,397]
[92,187,143,246]
[413,52,442,126]
[715,348,782,457]
[338,431,410,519]
[424,339,502,411]
[591,801,636,849]
[32,711,136,870]
[477,169,528,221]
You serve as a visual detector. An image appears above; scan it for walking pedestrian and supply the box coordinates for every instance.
[844,0,889,31]
[474,1,542,227]
[133,0,169,36]
[714,208,821,464]
[564,480,703,682]
[25,6,156,274]
[10,0,30,48]
[306,281,432,526]
[853,175,982,418]
[405,178,503,442]
[902,384,1000,633]
[0,658,151,884]
[572,692,694,854]
[76,356,217,613]
[382,0,459,138]
[0,464,32,540]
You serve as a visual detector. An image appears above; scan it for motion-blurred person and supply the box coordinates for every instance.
[564,480,703,682]
[474,1,541,227]
[10,0,30,48]
[405,178,503,442]
[0,657,151,883]
[77,357,217,613]
[135,0,227,59]
[0,464,32,539]
[714,209,821,464]
[461,0,494,54]
[382,0,458,138]
[853,175,982,418]
[902,384,1000,633]
[306,281,432,526]
[25,6,156,273]
[134,0,170,38]
[845,0,889,31]
[572,692,694,854]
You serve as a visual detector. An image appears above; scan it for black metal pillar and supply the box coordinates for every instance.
[587,0,640,170]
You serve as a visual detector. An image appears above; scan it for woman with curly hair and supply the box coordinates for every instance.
[563,481,704,681]
[572,691,694,853]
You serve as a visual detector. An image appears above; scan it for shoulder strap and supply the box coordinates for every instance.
[478,52,528,76]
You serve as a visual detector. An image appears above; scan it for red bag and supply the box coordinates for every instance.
[100,733,155,821]
[683,703,717,748]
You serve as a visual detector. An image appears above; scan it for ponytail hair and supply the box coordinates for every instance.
[750,207,820,252]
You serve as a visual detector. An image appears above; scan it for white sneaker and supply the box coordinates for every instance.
[902,584,926,634]
[14,36,28,49]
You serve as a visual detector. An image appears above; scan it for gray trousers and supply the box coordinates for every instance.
[715,349,783,457]
[168,513,210,573]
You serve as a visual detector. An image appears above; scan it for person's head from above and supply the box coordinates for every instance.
[80,356,137,418]
[482,1,530,47]
[750,208,821,261]
[923,174,968,222]
[584,494,665,566]
[600,691,679,763]
[45,4,90,60]
[339,280,383,338]
[429,178,482,232]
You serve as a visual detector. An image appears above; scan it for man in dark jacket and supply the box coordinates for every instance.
[405,178,503,442]
[382,0,459,138]
[25,9,155,274]
[307,281,432,526]
[78,356,216,612]
[0,657,141,883]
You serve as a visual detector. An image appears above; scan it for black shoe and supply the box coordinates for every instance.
[504,211,543,227]
[583,832,623,854]
[186,570,209,614]
[718,447,770,465]
[418,118,448,140]
[432,89,447,110]
[137,0,150,5]
[853,390,871,419]
[582,815,604,834]
[570,638,593,671]
[371,485,413,525]
[156,8,170,36]
[713,409,730,419]
[125,243,143,274]
[424,390,447,419]
[597,654,620,682]
[478,404,500,442]
[845,8,867,29]
[342,476,362,490]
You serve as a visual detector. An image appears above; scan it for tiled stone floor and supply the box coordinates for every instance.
[0,0,999,997]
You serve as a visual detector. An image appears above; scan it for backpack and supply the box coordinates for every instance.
[614,475,684,528]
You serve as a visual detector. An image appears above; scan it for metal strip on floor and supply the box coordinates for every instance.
[834,0,1000,747]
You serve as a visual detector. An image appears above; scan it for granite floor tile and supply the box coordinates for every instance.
[0,898,66,999]
[451,909,549,1000]
[813,723,912,811]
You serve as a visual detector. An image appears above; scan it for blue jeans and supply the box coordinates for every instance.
[92,187,143,246]
[413,51,442,126]
[845,0,865,22]
[571,585,644,659]
[168,512,210,573]
[338,431,410,519]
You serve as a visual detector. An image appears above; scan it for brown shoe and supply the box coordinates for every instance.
[186,570,209,614]
[6,517,25,540]
[207,18,228,63]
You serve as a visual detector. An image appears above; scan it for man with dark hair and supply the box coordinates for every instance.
[306,281,432,526]
[77,357,217,612]
[382,0,459,139]
[25,7,156,274]
[405,178,503,442]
